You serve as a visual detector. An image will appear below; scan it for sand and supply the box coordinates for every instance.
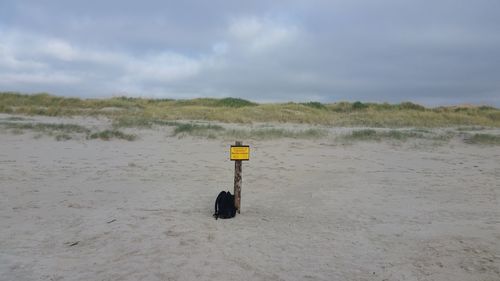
[1,115,499,281]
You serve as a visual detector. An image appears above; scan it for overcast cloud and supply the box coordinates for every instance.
[1,0,499,105]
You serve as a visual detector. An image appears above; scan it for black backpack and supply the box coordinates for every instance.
[213,191,236,219]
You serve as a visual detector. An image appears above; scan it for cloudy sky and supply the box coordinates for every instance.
[1,0,499,105]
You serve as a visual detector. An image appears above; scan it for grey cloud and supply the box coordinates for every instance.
[0,0,499,106]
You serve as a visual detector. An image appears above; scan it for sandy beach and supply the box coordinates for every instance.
[1,115,499,281]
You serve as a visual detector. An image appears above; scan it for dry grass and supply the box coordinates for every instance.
[1,92,499,127]
[341,129,424,142]
[169,122,327,140]
[340,129,457,144]
[88,130,137,141]
[221,128,327,140]
[464,133,500,145]
[0,121,90,134]
[0,120,136,141]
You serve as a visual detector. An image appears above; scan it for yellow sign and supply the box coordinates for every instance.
[230,146,250,161]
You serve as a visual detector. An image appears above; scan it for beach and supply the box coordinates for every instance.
[1,115,499,281]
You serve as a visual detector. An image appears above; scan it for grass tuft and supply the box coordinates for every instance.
[350,129,377,139]
[112,117,181,128]
[173,123,225,135]
[352,101,368,110]
[222,128,327,140]
[465,134,500,145]
[456,126,486,131]
[3,116,29,121]
[10,128,24,135]
[342,129,425,142]
[300,102,327,110]
[398,102,426,111]
[0,122,90,134]
[55,134,72,141]
[112,117,154,128]
[215,97,258,107]
[0,120,139,141]
[89,130,137,141]
[341,129,461,144]
[0,121,91,140]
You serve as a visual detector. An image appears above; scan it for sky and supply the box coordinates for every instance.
[1,0,499,106]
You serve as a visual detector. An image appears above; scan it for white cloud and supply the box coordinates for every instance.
[228,17,298,52]
[0,29,79,62]
[0,28,208,93]
[41,39,78,61]
[0,33,46,70]
[0,19,301,96]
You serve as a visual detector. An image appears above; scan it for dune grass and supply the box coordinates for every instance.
[112,116,328,139]
[0,120,136,141]
[339,129,460,144]
[341,129,425,142]
[222,128,327,140]
[464,133,500,145]
[2,93,500,127]
[0,121,91,134]
[55,134,73,141]
[1,116,30,121]
[456,126,486,131]
[0,121,90,141]
[168,122,327,140]
[88,130,137,141]
[112,116,180,128]
[173,123,225,136]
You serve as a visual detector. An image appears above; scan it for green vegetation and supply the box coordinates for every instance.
[0,117,325,140]
[456,126,486,131]
[2,112,499,144]
[173,123,225,135]
[0,121,90,134]
[171,97,258,108]
[88,130,137,141]
[55,133,72,141]
[112,116,180,128]
[352,101,368,110]
[212,97,258,107]
[342,129,424,142]
[300,101,327,110]
[223,128,327,140]
[2,116,30,121]
[1,92,500,127]
[340,128,459,143]
[465,133,500,145]
[0,121,90,140]
[0,120,136,141]
[169,122,327,139]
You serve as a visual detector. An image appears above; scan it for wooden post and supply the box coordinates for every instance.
[234,141,242,213]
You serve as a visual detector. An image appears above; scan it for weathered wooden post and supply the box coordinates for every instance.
[234,148,242,213]
[230,141,249,214]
